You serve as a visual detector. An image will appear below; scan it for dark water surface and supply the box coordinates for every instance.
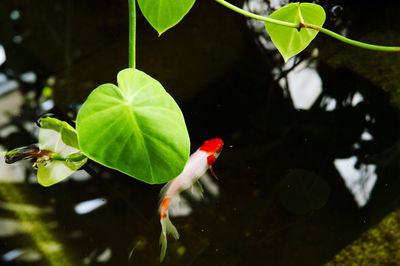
[0,0,399,265]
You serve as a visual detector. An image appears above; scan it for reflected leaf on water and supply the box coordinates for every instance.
[279,169,330,215]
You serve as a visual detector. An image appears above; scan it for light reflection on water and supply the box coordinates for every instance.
[74,198,107,215]
[0,184,74,266]
[334,156,377,207]
[275,56,323,110]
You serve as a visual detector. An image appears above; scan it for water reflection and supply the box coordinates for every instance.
[0,201,52,214]
[0,218,28,237]
[0,0,399,265]
[9,10,21,21]
[275,56,323,110]
[74,198,107,215]
[243,0,399,213]
[83,247,112,264]
[0,75,18,96]
[0,45,5,65]
[0,184,74,266]
[244,0,288,55]
[334,156,377,207]
[3,248,42,263]
[279,169,330,214]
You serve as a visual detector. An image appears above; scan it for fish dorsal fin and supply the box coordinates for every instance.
[199,173,220,198]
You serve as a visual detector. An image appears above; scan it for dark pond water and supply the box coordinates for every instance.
[0,0,400,265]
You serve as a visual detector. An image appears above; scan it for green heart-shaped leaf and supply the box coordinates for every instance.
[38,116,79,149]
[38,128,87,187]
[76,68,190,184]
[265,3,326,62]
[137,0,196,35]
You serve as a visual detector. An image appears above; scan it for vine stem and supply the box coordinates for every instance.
[319,27,400,52]
[214,0,297,28]
[128,0,136,68]
[214,0,400,52]
[52,153,87,162]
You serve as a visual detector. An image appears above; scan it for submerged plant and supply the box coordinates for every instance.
[4,1,399,187]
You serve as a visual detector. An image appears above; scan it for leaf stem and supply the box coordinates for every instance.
[214,0,297,28]
[52,153,87,162]
[318,27,400,52]
[214,0,400,52]
[128,0,136,68]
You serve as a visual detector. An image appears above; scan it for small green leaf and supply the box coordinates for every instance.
[38,117,79,149]
[137,0,196,35]
[265,3,326,62]
[37,128,86,187]
[76,68,190,184]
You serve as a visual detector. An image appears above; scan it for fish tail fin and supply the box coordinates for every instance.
[159,216,180,262]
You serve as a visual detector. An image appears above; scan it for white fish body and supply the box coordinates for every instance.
[158,138,224,262]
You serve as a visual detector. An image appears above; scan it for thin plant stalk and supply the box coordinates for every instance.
[128,0,136,68]
[214,0,400,52]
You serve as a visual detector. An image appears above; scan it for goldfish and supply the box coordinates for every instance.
[158,138,224,262]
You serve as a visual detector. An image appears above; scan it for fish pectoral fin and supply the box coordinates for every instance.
[199,173,220,197]
[189,181,204,201]
[194,180,204,194]
[159,217,180,262]
[209,166,219,180]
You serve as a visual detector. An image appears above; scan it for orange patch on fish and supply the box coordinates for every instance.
[160,197,171,219]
